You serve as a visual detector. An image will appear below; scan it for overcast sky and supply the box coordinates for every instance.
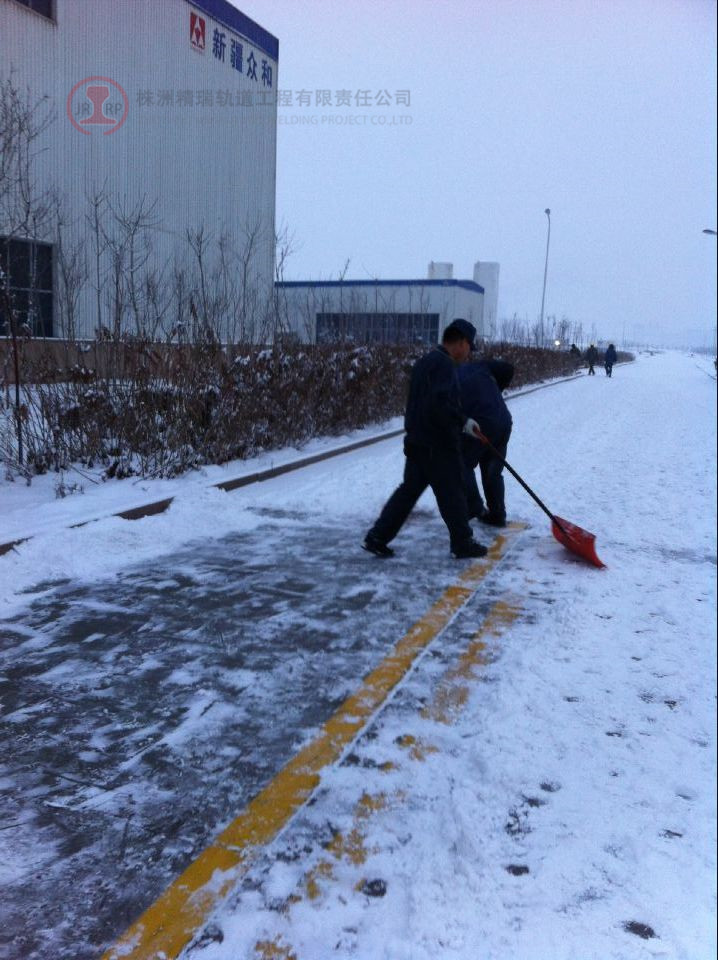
[236,0,717,349]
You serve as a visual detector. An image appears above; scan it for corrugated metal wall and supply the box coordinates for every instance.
[0,0,278,340]
[276,281,485,344]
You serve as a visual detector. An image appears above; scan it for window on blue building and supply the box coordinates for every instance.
[316,312,439,346]
[0,238,54,338]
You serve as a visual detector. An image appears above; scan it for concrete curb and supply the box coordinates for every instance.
[0,371,584,558]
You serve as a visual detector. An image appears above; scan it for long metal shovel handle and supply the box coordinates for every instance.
[475,431,569,537]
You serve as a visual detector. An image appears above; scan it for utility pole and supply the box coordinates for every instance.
[539,208,551,347]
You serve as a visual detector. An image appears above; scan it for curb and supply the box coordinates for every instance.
[0,429,404,558]
[0,371,583,558]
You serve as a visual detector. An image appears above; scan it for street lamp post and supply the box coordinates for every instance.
[539,208,551,346]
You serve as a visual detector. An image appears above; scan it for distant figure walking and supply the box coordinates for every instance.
[586,344,598,375]
[604,343,617,377]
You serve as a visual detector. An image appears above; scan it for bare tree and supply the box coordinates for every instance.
[337,257,351,317]
[84,186,110,335]
[103,193,159,336]
[186,225,216,337]
[54,199,88,341]
[236,218,264,342]
[554,313,571,349]
[272,220,296,339]
[0,73,56,467]
[571,319,584,348]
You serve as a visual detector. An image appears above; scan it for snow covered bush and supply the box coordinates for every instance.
[0,336,632,481]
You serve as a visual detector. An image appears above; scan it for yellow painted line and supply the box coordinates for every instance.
[253,591,525,956]
[102,525,524,960]
[425,596,522,725]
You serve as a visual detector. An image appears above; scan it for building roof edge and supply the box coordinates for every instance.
[188,0,279,60]
[275,279,485,294]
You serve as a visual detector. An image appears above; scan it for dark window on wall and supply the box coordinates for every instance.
[13,0,54,19]
[316,312,440,346]
[0,238,54,337]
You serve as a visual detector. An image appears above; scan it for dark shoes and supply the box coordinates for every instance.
[452,539,488,559]
[477,510,507,528]
[364,532,487,559]
[363,533,395,558]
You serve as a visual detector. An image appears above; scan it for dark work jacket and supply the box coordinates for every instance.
[457,359,513,441]
[404,345,465,450]
[605,345,617,365]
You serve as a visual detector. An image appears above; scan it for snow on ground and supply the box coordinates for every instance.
[0,350,716,960]
[0,417,406,580]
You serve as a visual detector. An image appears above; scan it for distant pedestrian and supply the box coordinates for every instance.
[604,343,617,377]
[458,357,514,528]
[363,319,488,559]
[586,344,598,375]
[569,343,581,359]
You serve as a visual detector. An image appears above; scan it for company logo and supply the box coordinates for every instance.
[190,12,206,51]
[66,77,129,135]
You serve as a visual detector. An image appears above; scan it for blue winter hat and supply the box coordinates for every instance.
[445,318,477,351]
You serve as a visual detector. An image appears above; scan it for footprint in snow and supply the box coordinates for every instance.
[360,878,387,897]
[539,781,561,793]
[623,920,658,940]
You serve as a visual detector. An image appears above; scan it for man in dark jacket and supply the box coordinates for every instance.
[458,358,514,527]
[363,319,488,559]
[586,344,598,375]
[604,343,617,377]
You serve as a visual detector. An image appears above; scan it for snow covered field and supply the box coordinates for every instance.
[0,350,715,960]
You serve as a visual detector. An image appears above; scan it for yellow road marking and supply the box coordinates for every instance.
[255,590,524,956]
[102,527,523,960]
[254,940,297,960]
[425,597,522,724]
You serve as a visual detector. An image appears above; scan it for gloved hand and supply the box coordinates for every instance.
[463,418,482,438]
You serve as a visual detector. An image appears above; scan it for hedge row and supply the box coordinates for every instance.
[1,340,630,480]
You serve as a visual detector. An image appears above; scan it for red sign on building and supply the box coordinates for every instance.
[190,12,206,51]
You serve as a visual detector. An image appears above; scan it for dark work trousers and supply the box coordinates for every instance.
[462,425,512,521]
[369,440,474,552]
[587,362,596,375]
[605,363,613,377]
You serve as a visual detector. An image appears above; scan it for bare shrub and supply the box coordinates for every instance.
[1,337,634,483]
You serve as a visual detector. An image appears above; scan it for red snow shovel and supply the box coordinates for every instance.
[476,432,605,568]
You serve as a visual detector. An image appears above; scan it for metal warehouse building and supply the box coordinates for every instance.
[276,261,499,345]
[0,0,278,341]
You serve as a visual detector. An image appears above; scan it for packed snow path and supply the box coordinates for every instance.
[0,351,715,960]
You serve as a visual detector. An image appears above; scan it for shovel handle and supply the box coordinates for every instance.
[476,431,568,536]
